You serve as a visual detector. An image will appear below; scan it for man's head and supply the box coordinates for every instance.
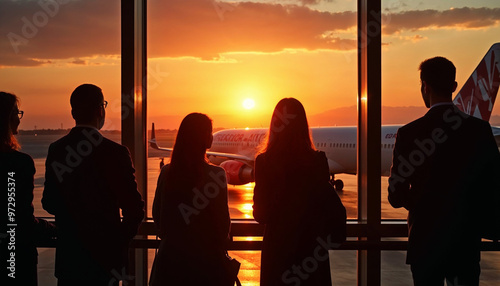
[70,84,106,129]
[419,57,458,108]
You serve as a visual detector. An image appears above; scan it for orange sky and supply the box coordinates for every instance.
[1,0,499,130]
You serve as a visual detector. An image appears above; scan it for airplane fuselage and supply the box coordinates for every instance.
[209,125,401,176]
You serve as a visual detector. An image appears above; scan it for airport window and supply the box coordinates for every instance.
[1,1,122,285]
[2,0,122,218]
[147,0,357,222]
[144,1,500,285]
[10,0,500,285]
[380,1,500,221]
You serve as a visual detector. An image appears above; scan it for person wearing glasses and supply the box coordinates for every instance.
[42,84,144,286]
[0,91,56,286]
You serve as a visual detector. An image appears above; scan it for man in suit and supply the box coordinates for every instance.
[388,57,500,286]
[42,84,145,286]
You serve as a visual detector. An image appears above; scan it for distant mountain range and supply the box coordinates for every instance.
[309,105,500,127]
[19,106,500,134]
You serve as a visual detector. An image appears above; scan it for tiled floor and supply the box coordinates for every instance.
[36,248,500,285]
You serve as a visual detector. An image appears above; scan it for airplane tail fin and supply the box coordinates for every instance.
[149,123,160,149]
[453,43,500,121]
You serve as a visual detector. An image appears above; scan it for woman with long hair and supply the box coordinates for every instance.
[253,98,343,286]
[150,113,231,286]
[0,92,21,152]
[1,92,55,286]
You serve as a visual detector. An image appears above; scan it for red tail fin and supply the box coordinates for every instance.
[453,43,500,121]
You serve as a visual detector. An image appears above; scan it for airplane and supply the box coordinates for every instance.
[150,43,500,191]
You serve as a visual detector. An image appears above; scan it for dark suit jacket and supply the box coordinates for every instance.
[388,105,500,266]
[42,127,144,281]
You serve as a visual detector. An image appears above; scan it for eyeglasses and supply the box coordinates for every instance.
[17,110,24,119]
[100,101,108,109]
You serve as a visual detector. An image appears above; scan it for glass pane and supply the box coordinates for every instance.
[381,250,412,284]
[331,250,357,285]
[146,0,358,221]
[146,1,358,285]
[0,1,121,284]
[0,0,122,212]
[381,0,500,219]
[381,249,500,284]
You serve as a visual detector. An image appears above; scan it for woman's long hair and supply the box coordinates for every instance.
[260,98,316,163]
[0,92,20,152]
[167,113,213,190]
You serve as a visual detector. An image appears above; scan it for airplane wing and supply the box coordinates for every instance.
[149,123,253,161]
[492,126,500,147]
[206,151,253,162]
[493,126,500,136]
[148,141,251,161]
[148,143,172,152]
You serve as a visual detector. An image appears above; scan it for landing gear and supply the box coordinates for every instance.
[334,179,344,192]
[330,175,344,192]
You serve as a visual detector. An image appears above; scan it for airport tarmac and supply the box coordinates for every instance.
[30,157,500,285]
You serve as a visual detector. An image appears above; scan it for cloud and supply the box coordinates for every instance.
[299,0,320,5]
[395,34,427,43]
[70,58,86,65]
[0,0,120,67]
[1,1,499,67]
[148,0,357,59]
[384,7,500,34]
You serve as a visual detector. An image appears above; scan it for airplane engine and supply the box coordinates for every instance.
[220,160,254,185]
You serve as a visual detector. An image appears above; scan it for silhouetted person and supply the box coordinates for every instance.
[253,98,345,286]
[159,157,164,169]
[388,57,500,286]
[150,113,230,286]
[42,84,144,286]
[0,92,56,286]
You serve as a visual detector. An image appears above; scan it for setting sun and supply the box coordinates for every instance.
[242,98,256,110]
